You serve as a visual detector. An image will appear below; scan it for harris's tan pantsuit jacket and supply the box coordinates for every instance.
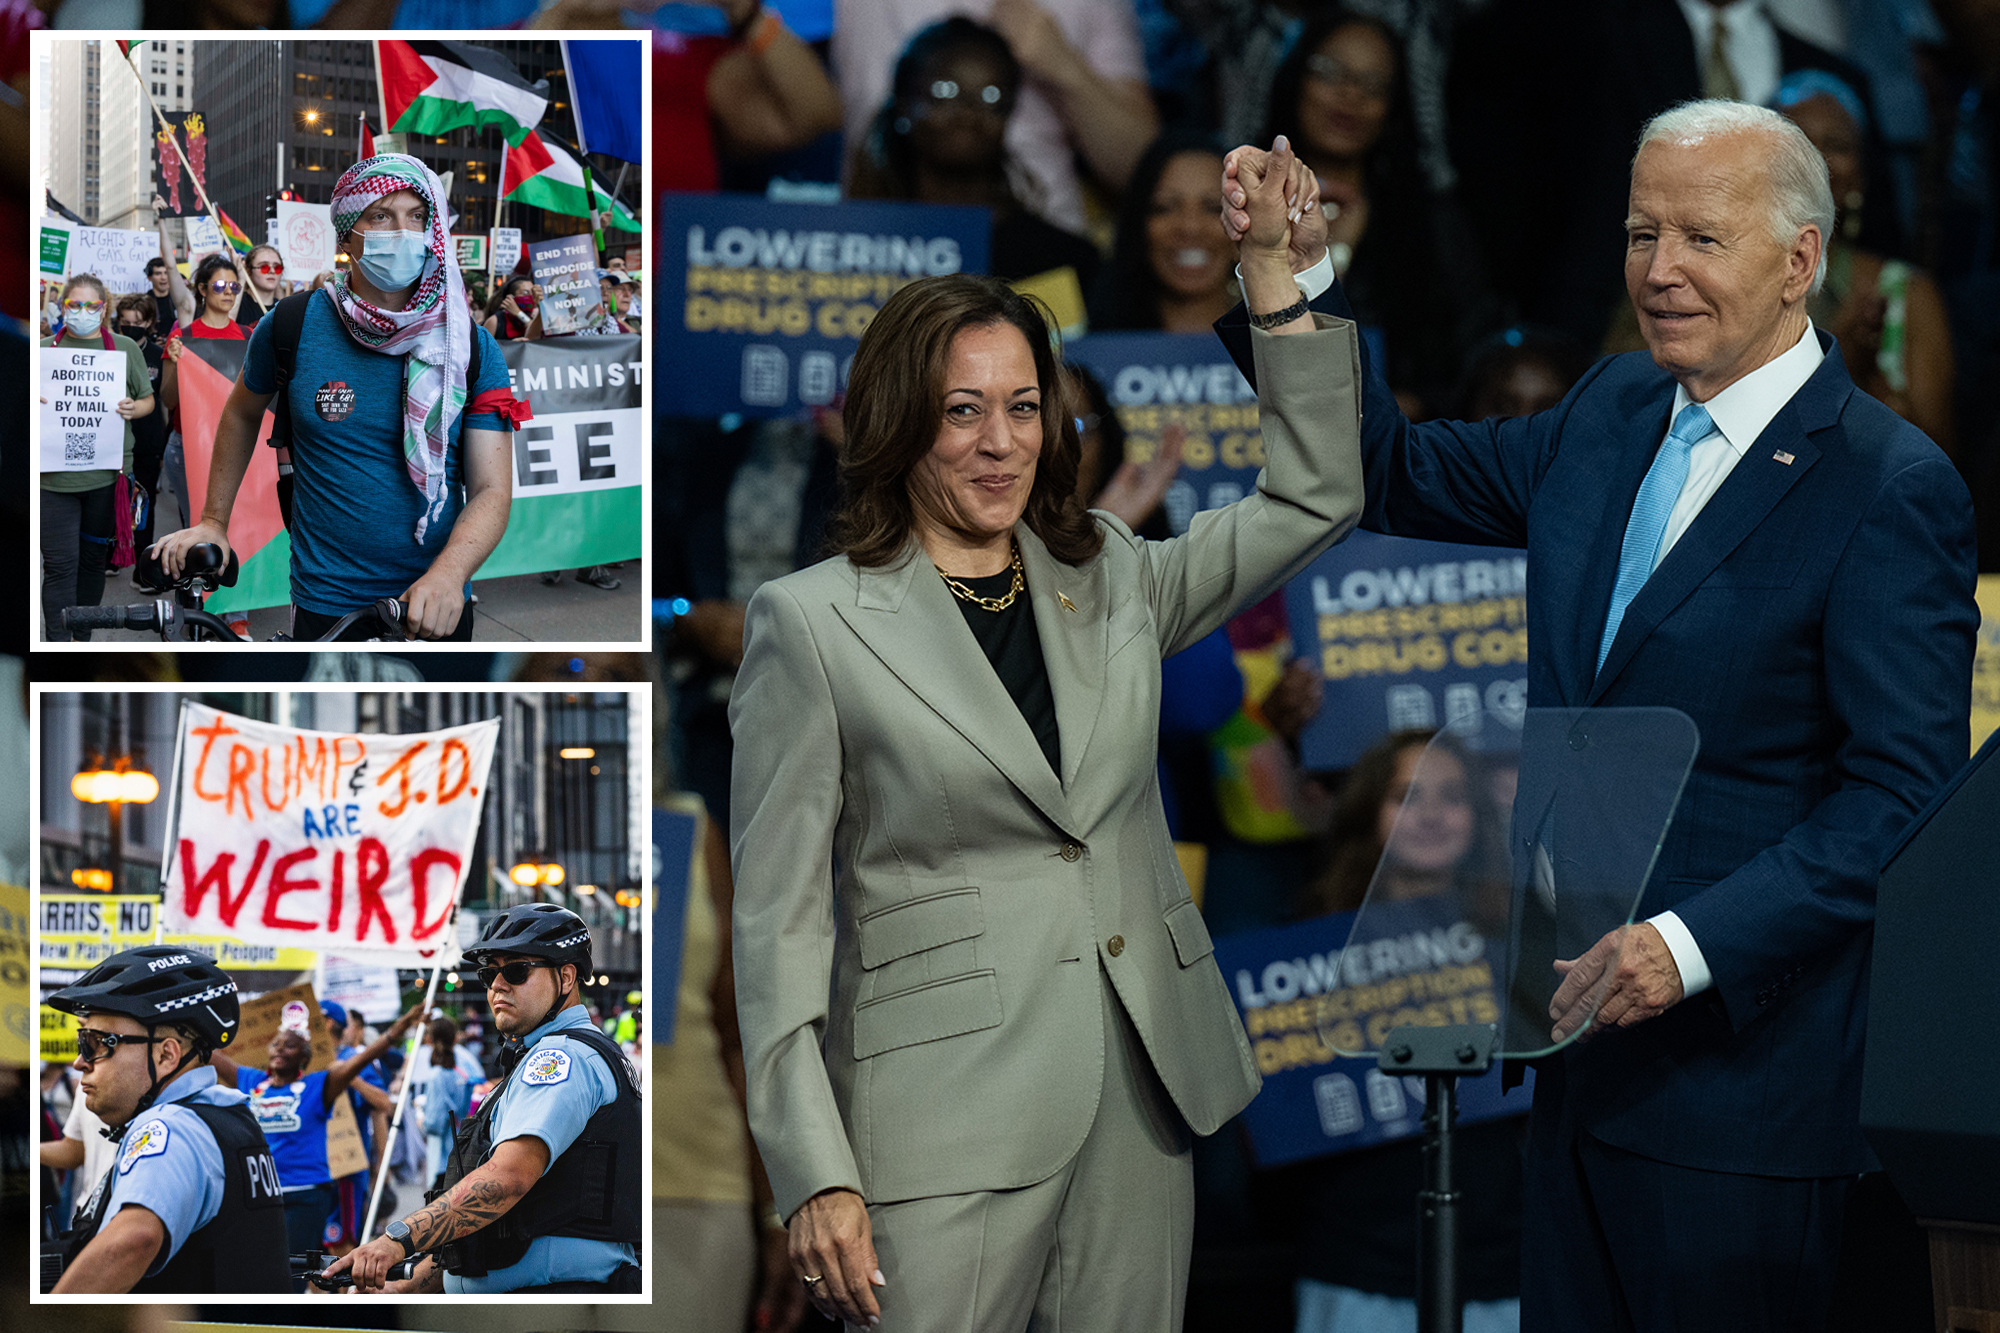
[728,322,1365,1246]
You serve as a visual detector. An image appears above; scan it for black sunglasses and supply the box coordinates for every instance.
[476,959,560,988]
[74,1028,171,1065]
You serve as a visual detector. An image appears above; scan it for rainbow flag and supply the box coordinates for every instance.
[215,206,253,256]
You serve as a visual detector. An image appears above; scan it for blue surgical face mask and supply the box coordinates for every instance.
[355,228,430,290]
[65,307,104,336]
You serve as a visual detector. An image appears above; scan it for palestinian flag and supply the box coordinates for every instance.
[177,337,288,613]
[502,131,640,231]
[215,206,253,256]
[115,40,145,60]
[379,40,547,146]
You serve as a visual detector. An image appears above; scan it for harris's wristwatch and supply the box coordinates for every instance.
[385,1218,417,1258]
[1247,294,1310,330]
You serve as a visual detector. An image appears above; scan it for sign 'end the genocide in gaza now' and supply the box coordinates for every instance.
[162,705,499,962]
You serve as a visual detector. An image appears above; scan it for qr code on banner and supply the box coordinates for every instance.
[64,432,95,462]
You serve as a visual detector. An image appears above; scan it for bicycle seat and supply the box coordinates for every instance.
[137,542,240,590]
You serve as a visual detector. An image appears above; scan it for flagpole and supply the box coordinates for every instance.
[490,132,506,292]
[153,699,189,946]
[361,942,448,1241]
[557,40,607,262]
[117,42,232,268]
[371,40,390,146]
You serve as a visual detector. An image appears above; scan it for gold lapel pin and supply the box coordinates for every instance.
[1772,450,1795,465]
[1058,592,1078,613]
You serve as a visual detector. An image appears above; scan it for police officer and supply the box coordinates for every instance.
[327,903,642,1293]
[44,946,289,1294]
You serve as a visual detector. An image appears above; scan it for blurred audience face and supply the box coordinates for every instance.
[266,1029,310,1078]
[907,44,1017,173]
[146,260,171,298]
[1779,94,1863,224]
[1469,352,1570,419]
[909,322,1044,549]
[1297,22,1397,163]
[1625,134,1818,398]
[1146,150,1231,302]
[1380,744,1474,877]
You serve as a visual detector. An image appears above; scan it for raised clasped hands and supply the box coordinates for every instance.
[1221,137,1328,276]
[1548,921,1685,1043]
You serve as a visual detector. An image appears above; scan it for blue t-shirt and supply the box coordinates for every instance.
[242,292,507,614]
[443,1006,637,1293]
[86,1067,249,1278]
[237,1067,334,1190]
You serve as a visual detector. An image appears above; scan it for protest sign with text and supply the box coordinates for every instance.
[1065,331,1266,535]
[453,233,488,271]
[529,234,599,335]
[39,221,71,278]
[491,226,522,275]
[276,200,337,284]
[63,225,158,292]
[40,347,128,472]
[1283,531,1530,771]
[1213,906,1531,1167]
[185,214,226,263]
[163,705,499,962]
[661,192,989,417]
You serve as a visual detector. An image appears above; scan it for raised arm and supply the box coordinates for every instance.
[155,201,196,327]
[324,1002,428,1107]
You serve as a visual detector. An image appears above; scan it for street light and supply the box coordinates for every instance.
[575,883,597,896]
[559,747,594,760]
[73,761,158,895]
[508,860,567,891]
[70,868,112,891]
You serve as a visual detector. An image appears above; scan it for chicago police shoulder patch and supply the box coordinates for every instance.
[521,1047,572,1086]
[120,1118,172,1174]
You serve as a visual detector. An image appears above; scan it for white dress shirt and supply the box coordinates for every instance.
[1290,246,1828,1001]
[1677,0,1784,109]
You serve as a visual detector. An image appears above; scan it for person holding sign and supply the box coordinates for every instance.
[1216,101,1977,1332]
[40,272,153,642]
[726,138,1355,1330]
[150,153,516,642]
[207,999,426,1288]
[327,904,643,1295]
[44,947,289,1295]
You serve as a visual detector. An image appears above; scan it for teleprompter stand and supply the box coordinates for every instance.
[1378,1023,1497,1333]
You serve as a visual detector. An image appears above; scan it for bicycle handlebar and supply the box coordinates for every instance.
[59,603,160,633]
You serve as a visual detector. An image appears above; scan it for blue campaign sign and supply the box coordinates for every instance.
[1283,530,1530,771]
[661,192,991,418]
[652,806,699,1045]
[1065,331,1263,535]
[1214,905,1532,1168]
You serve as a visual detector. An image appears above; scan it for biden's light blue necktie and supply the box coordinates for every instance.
[1596,402,1716,672]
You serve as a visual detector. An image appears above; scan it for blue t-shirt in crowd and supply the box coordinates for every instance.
[443,1005,636,1293]
[242,291,507,615]
[237,1067,335,1190]
[86,1067,248,1278]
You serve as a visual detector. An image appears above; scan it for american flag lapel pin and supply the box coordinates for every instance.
[1059,592,1078,613]
[1772,450,1795,465]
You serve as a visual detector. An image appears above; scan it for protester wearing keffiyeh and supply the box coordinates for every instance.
[327,153,470,544]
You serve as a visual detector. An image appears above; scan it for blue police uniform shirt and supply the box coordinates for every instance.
[443,1004,636,1293]
[241,291,508,615]
[90,1066,253,1277]
[237,1066,335,1189]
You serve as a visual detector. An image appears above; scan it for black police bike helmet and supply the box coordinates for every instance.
[47,945,241,1052]
[460,902,593,973]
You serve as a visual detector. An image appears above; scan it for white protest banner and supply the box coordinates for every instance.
[490,227,522,275]
[316,953,406,1029]
[185,214,226,262]
[163,704,499,963]
[66,226,158,292]
[39,348,128,473]
[275,200,337,284]
[529,233,599,335]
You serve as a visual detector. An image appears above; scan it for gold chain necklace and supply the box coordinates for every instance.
[936,541,1025,612]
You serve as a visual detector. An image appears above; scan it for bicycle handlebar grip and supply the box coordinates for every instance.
[375,598,407,631]
[60,604,147,632]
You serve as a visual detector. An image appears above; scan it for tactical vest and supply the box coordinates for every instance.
[63,1101,289,1293]
[430,1026,643,1278]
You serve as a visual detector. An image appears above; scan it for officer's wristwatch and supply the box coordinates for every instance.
[385,1218,417,1258]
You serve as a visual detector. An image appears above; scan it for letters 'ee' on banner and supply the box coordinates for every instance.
[163,705,499,963]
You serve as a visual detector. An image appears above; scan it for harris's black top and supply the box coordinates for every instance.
[949,565,1061,777]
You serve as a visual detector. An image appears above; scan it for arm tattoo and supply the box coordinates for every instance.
[402,1168,524,1251]
[411,1255,445,1292]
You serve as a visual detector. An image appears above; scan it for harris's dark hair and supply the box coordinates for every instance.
[831,274,1103,569]
[1095,129,1230,332]
[848,17,1023,208]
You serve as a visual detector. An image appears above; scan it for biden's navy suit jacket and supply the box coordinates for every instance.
[1221,288,1977,1177]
